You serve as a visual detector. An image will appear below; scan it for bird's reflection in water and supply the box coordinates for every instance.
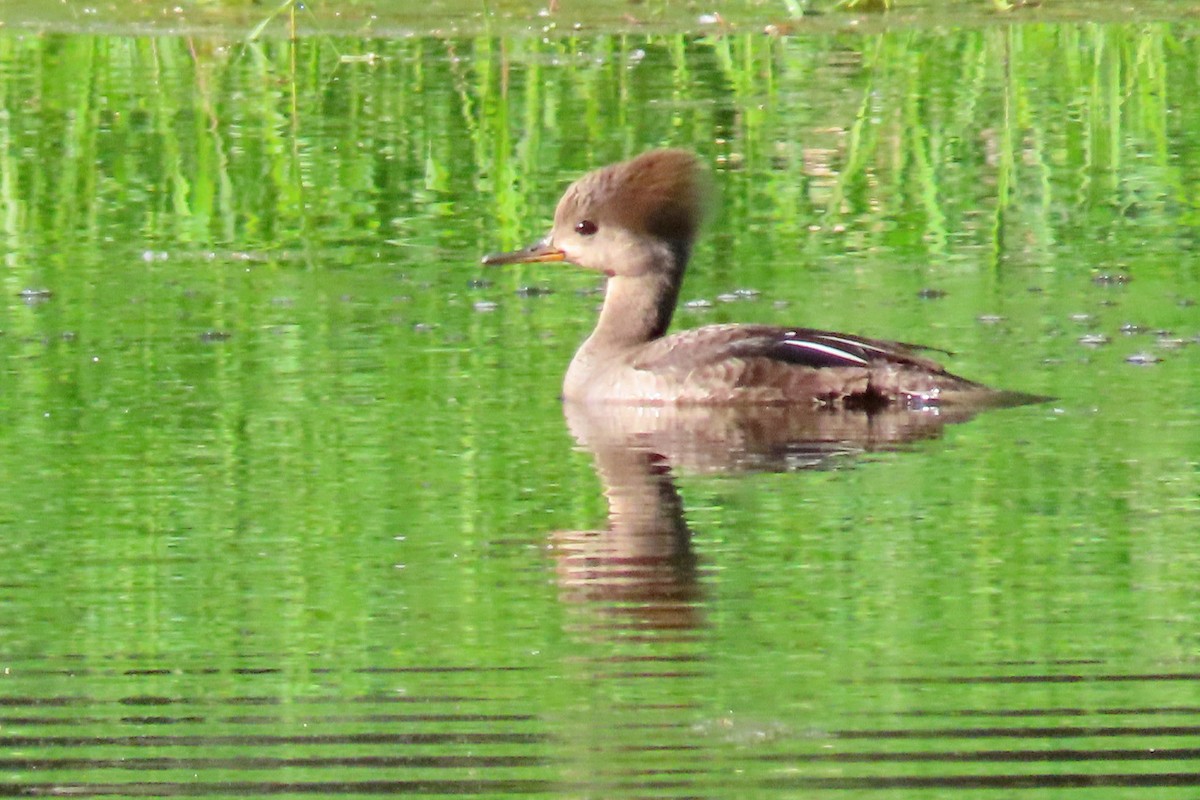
[552,402,990,635]
[552,431,700,635]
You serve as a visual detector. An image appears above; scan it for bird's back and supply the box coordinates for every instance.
[566,323,1008,407]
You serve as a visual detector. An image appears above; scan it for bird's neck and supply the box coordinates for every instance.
[587,242,688,351]
[588,273,678,350]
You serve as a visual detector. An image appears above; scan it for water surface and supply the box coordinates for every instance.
[0,16,1198,798]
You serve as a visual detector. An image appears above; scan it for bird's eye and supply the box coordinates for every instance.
[574,220,598,236]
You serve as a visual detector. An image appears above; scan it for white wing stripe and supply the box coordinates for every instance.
[815,334,891,355]
[781,339,870,365]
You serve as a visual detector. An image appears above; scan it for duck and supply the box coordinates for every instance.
[483,148,1033,408]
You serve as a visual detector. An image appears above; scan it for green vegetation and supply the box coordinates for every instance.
[4,0,1200,39]
[2,13,1199,661]
[0,7,1195,657]
[0,16,1198,795]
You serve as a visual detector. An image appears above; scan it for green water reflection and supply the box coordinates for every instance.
[0,19,1198,797]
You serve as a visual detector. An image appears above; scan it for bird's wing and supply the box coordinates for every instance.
[632,324,950,374]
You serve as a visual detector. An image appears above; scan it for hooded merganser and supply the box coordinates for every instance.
[483,149,1033,408]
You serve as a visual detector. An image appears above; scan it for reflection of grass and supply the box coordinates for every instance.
[247,0,296,41]
[837,0,1028,7]
[780,0,808,18]
[841,0,892,10]
[0,24,1197,669]
[0,25,1193,366]
[1,26,1193,327]
[7,0,1200,40]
